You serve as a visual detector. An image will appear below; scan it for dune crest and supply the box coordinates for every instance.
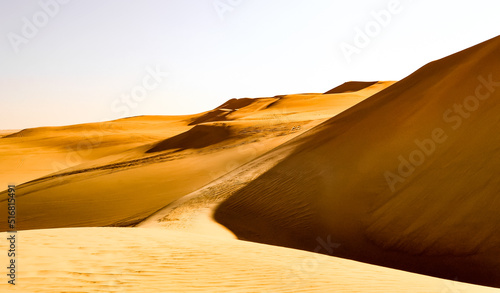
[324,81,379,94]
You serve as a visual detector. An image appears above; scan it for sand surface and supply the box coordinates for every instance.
[1,227,498,293]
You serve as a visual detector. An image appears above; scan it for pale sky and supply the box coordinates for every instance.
[1,0,499,129]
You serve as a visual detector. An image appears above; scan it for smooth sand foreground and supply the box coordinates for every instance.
[1,227,499,293]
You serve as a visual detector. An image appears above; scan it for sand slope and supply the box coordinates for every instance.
[1,227,499,293]
[0,116,193,190]
[0,81,393,231]
[215,35,500,287]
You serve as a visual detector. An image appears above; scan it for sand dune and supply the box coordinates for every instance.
[214,35,500,287]
[136,134,300,237]
[0,81,392,231]
[2,33,499,292]
[0,116,193,191]
[1,227,498,293]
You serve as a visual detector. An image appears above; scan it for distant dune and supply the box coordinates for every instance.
[324,81,379,94]
[214,35,500,287]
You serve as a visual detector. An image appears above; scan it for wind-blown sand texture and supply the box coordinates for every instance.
[0,228,498,293]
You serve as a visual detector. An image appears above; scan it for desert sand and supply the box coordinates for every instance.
[0,228,498,293]
[0,81,393,231]
[1,36,500,292]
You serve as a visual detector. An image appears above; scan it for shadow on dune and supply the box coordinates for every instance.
[324,81,379,94]
[147,124,231,153]
[188,98,256,126]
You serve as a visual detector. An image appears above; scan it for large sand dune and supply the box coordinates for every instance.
[214,35,500,287]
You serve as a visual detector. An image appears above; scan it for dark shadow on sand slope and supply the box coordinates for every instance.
[188,98,256,126]
[324,81,378,94]
[146,124,231,153]
[188,109,232,126]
